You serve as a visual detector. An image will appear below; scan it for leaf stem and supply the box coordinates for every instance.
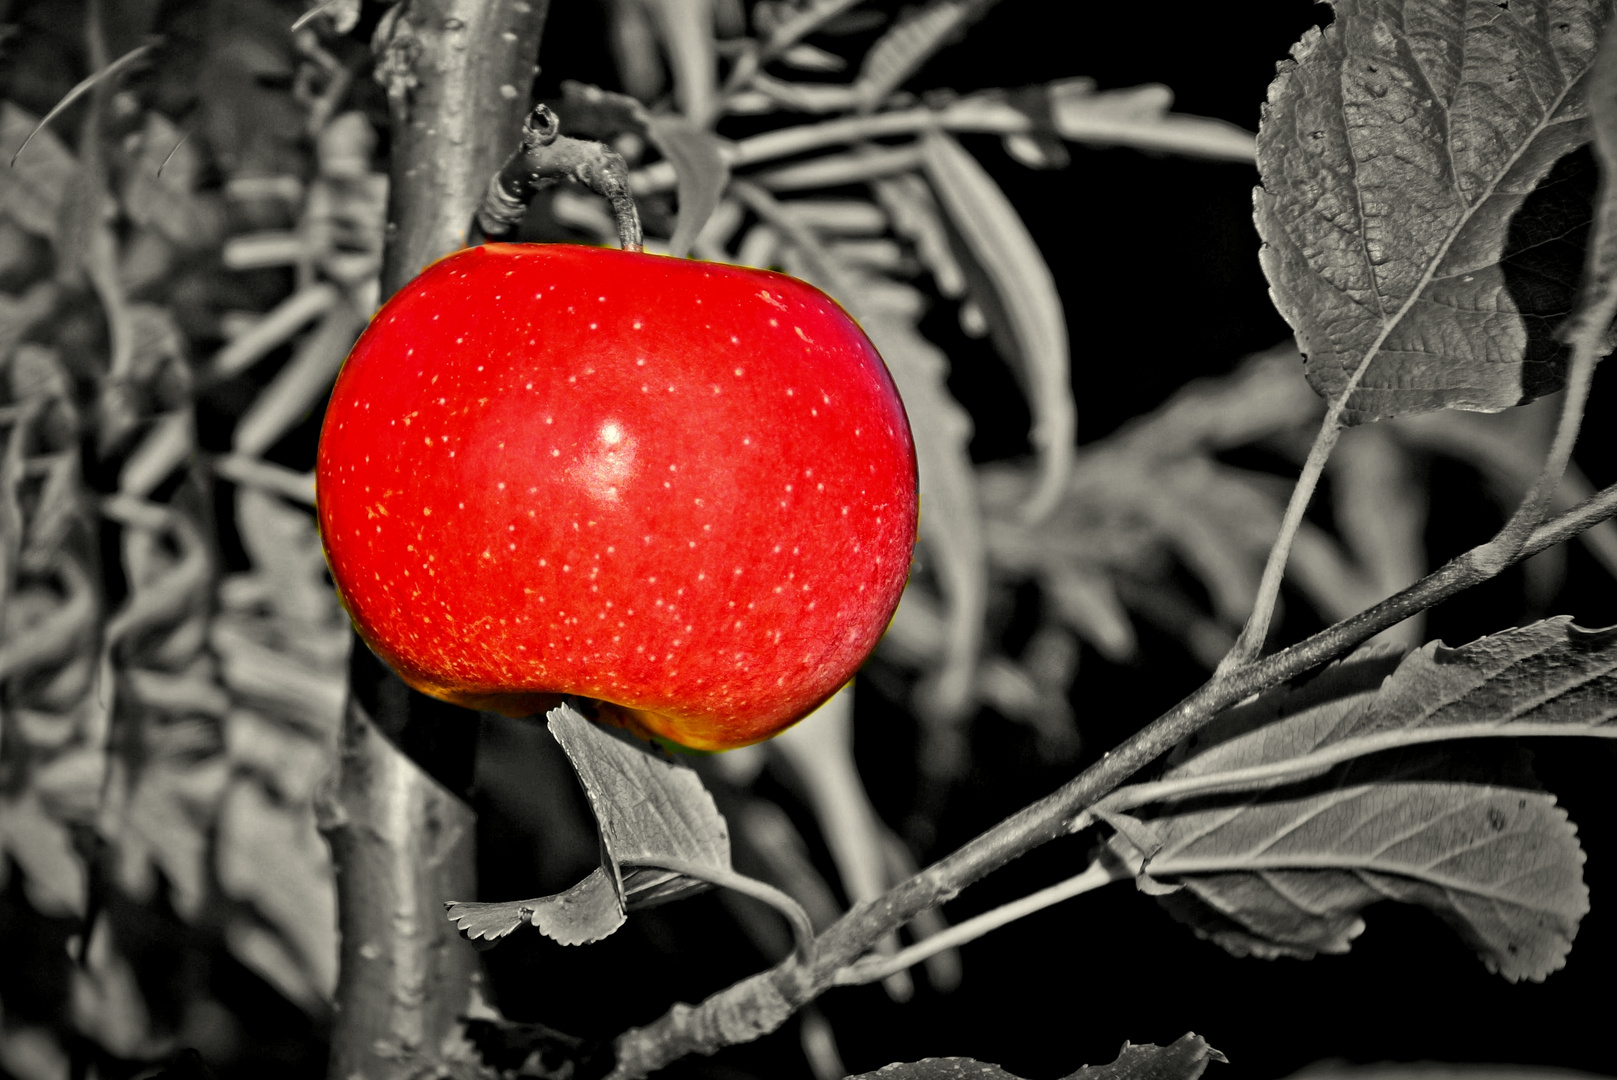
[624,856,817,965]
[831,856,1129,988]
[1216,405,1344,675]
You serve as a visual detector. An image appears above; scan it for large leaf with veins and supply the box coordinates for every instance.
[1256,0,1606,423]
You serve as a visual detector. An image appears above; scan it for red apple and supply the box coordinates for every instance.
[316,243,917,750]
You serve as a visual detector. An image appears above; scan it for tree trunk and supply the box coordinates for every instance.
[318,2,550,1077]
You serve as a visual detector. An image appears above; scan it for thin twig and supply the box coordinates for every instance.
[831,856,1129,988]
[1216,405,1344,674]
[604,481,1617,1079]
[623,857,816,964]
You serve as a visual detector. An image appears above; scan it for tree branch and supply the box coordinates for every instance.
[604,480,1617,1079]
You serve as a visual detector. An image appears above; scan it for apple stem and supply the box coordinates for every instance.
[477,103,645,252]
[622,856,816,964]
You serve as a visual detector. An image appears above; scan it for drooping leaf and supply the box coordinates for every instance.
[848,1033,1226,1080]
[548,703,732,907]
[1255,0,1606,423]
[1103,771,1589,982]
[520,866,626,947]
[450,707,734,947]
[1103,618,1617,809]
[645,117,731,258]
[922,132,1074,521]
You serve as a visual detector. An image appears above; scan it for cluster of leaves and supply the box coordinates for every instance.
[0,2,381,1073]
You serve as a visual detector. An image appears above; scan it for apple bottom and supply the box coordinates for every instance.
[385,661,830,752]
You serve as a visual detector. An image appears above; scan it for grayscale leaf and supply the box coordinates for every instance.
[874,173,967,299]
[779,42,846,73]
[1103,618,1617,810]
[1059,1034,1228,1080]
[646,117,731,258]
[864,314,986,722]
[1255,0,1605,423]
[641,0,717,123]
[1561,4,1617,345]
[1103,775,1589,982]
[1045,80,1256,161]
[922,132,1074,520]
[849,1033,1226,1080]
[445,866,626,947]
[548,703,732,908]
[852,0,993,111]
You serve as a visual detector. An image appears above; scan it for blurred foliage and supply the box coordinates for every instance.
[1,1,1613,1079]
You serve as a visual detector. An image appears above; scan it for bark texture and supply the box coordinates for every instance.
[319,2,551,1077]
[376,0,552,290]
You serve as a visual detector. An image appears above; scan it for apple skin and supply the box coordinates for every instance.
[316,243,918,750]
